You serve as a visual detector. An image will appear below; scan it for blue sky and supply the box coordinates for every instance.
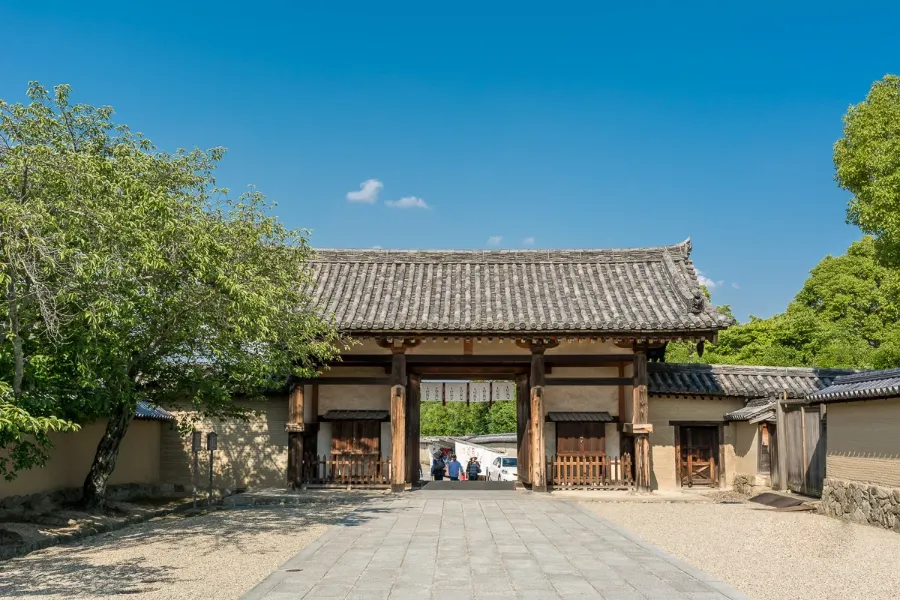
[3,1,898,321]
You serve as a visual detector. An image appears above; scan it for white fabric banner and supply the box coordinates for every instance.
[421,382,443,402]
[469,382,491,403]
[444,382,468,403]
[491,381,515,402]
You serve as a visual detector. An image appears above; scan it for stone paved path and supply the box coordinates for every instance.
[242,490,749,600]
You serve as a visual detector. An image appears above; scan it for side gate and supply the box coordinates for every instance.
[783,405,826,497]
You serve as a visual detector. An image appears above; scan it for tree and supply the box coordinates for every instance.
[835,75,900,266]
[1,83,342,506]
[486,401,516,433]
[667,237,900,369]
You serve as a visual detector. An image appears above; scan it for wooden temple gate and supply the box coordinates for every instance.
[284,339,656,493]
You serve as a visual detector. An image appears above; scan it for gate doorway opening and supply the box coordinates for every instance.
[416,378,519,487]
[677,425,719,487]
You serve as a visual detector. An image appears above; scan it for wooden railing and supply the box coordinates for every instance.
[548,454,634,490]
[300,454,392,488]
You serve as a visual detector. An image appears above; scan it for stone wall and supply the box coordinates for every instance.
[820,477,900,532]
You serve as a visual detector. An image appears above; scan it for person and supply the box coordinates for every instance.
[446,454,464,481]
[467,457,481,482]
[431,453,446,481]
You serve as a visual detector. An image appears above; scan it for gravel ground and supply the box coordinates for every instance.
[0,494,367,599]
[586,501,900,600]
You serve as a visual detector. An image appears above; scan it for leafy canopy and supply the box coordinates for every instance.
[1,83,342,494]
[835,75,900,266]
[667,237,900,369]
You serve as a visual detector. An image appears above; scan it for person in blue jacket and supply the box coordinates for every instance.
[446,455,464,481]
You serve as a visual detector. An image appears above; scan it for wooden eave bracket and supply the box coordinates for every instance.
[285,423,305,433]
[622,423,653,434]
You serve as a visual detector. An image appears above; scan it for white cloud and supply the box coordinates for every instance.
[731,282,740,290]
[346,179,383,203]
[487,236,503,246]
[522,237,535,246]
[371,245,382,249]
[385,196,429,209]
[696,269,724,289]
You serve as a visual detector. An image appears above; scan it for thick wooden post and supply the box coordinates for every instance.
[390,384,407,493]
[530,346,547,491]
[286,383,305,488]
[531,386,546,492]
[406,375,421,483]
[774,391,788,491]
[632,350,651,493]
[516,373,531,485]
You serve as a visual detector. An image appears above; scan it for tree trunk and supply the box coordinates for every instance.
[81,401,135,509]
[6,274,24,398]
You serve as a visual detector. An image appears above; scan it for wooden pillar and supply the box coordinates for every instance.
[530,346,547,491]
[516,373,531,485]
[774,391,788,491]
[632,349,652,493]
[530,386,546,492]
[286,383,305,488]
[406,375,421,484]
[390,384,407,492]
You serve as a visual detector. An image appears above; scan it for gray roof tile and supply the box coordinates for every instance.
[305,240,730,335]
[650,363,853,402]
[322,410,390,420]
[134,401,174,422]
[547,411,614,422]
[807,368,900,403]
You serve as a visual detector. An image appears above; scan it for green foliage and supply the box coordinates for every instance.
[835,75,900,266]
[1,82,341,494]
[666,237,900,369]
[420,400,517,436]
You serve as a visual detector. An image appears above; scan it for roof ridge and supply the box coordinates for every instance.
[310,241,694,264]
[650,363,858,377]
[832,366,900,384]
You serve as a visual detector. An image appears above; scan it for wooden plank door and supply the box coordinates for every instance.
[556,422,606,455]
[679,426,718,486]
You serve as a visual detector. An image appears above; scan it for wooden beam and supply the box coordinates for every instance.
[530,386,546,492]
[774,391,788,491]
[390,385,406,493]
[310,384,319,423]
[544,377,632,386]
[287,384,304,428]
[287,432,303,489]
[530,348,546,388]
[632,350,651,493]
[618,364,626,421]
[463,338,473,355]
[406,375,421,484]
[327,354,633,366]
[297,377,393,385]
[410,365,529,377]
[391,350,407,386]
[516,374,531,486]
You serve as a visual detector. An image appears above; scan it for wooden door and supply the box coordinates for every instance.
[758,423,773,475]
[679,426,718,486]
[556,422,606,455]
[331,420,381,456]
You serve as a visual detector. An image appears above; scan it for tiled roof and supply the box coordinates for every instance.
[723,398,776,422]
[464,433,518,444]
[546,411,614,422]
[322,410,390,420]
[649,363,852,400]
[134,401,174,421]
[305,240,730,336]
[807,368,900,403]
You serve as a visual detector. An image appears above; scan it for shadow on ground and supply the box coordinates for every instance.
[0,492,380,598]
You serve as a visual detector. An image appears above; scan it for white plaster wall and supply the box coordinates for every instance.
[318,385,391,414]
[317,422,332,456]
[543,387,619,415]
[547,341,633,356]
[380,422,392,459]
[606,424,620,459]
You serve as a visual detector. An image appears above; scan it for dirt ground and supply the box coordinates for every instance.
[0,494,366,599]
[587,501,900,600]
